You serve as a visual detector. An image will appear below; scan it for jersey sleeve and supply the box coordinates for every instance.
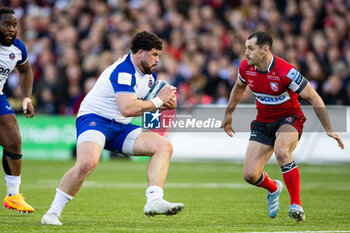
[109,68,136,94]
[238,59,248,84]
[13,39,28,65]
[279,61,308,94]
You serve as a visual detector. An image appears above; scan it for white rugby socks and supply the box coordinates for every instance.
[146,185,163,202]
[47,188,73,216]
[5,174,20,196]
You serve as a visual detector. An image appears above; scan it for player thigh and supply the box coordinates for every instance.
[104,124,143,156]
[244,120,274,179]
[0,95,21,152]
[274,124,299,165]
[105,125,171,156]
[133,131,172,156]
[274,115,305,163]
[244,141,274,181]
[76,114,111,163]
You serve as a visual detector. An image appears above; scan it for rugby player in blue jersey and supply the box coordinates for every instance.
[0,7,35,213]
[42,31,183,225]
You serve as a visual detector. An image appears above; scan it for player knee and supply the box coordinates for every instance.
[162,139,173,156]
[274,146,291,162]
[243,172,259,184]
[154,138,173,157]
[4,137,22,154]
[77,160,98,176]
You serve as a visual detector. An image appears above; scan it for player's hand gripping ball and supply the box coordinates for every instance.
[144,80,169,100]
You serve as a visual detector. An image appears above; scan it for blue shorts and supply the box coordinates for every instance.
[0,94,15,116]
[76,113,141,154]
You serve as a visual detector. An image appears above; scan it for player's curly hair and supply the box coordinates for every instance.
[0,7,15,17]
[248,31,273,49]
[130,31,162,53]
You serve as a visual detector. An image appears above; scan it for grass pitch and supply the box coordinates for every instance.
[0,159,350,232]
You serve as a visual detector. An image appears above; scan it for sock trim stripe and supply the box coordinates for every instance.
[254,172,265,186]
[282,165,298,174]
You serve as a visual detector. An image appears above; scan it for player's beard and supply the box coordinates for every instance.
[0,30,16,46]
[140,60,155,74]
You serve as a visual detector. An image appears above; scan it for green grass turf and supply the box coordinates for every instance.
[0,160,350,232]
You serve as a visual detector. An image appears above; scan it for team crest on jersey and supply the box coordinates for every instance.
[270,82,279,92]
[148,79,153,87]
[285,116,294,122]
[89,121,96,126]
[9,53,15,60]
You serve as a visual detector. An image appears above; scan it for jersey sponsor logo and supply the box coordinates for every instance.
[270,82,279,92]
[0,67,10,75]
[9,53,15,60]
[246,71,257,76]
[252,90,291,105]
[286,68,302,84]
[267,75,280,81]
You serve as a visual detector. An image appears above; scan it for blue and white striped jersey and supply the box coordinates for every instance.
[78,53,157,124]
[0,38,28,95]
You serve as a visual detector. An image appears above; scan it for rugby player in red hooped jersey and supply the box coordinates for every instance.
[221,31,344,223]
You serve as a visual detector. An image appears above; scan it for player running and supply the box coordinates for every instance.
[41,31,183,225]
[0,7,35,213]
[221,31,344,223]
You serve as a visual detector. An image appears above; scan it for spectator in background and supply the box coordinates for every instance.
[35,63,60,114]
[1,0,349,110]
[322,74,350,105]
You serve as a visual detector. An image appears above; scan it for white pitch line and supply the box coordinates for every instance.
[23,180,350,190]
[22,181,252,189]
[82,181,251,189]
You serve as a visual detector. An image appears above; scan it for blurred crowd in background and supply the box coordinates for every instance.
[1,0,350,115]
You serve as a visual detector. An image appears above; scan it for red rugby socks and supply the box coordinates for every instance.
[255,171,278,193]
[281,161,301,206]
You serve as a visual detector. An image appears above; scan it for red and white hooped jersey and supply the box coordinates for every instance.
[238,55,308,122]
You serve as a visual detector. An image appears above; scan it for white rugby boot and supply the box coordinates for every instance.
[144,198,184,217]
[41,212,62,225]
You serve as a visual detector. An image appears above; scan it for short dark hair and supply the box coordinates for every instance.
[0,7,15,18]
[248,31,273,49]
[130,31,162,53]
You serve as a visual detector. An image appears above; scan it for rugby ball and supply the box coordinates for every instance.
[144,80,169,100]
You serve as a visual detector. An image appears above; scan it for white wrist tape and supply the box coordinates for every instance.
[22,97,32,111]
[151,97,163,109]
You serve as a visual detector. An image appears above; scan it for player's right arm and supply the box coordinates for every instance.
[221,77,248,137]
[116,85,176,117]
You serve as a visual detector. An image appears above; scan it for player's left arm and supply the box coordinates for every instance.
[299,82,344,149]
[16,60,35,118]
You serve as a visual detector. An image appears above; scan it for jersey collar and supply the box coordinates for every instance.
[129,53,144,76]
[255,54,275,74]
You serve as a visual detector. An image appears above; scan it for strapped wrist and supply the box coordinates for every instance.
[151,97,163,109]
